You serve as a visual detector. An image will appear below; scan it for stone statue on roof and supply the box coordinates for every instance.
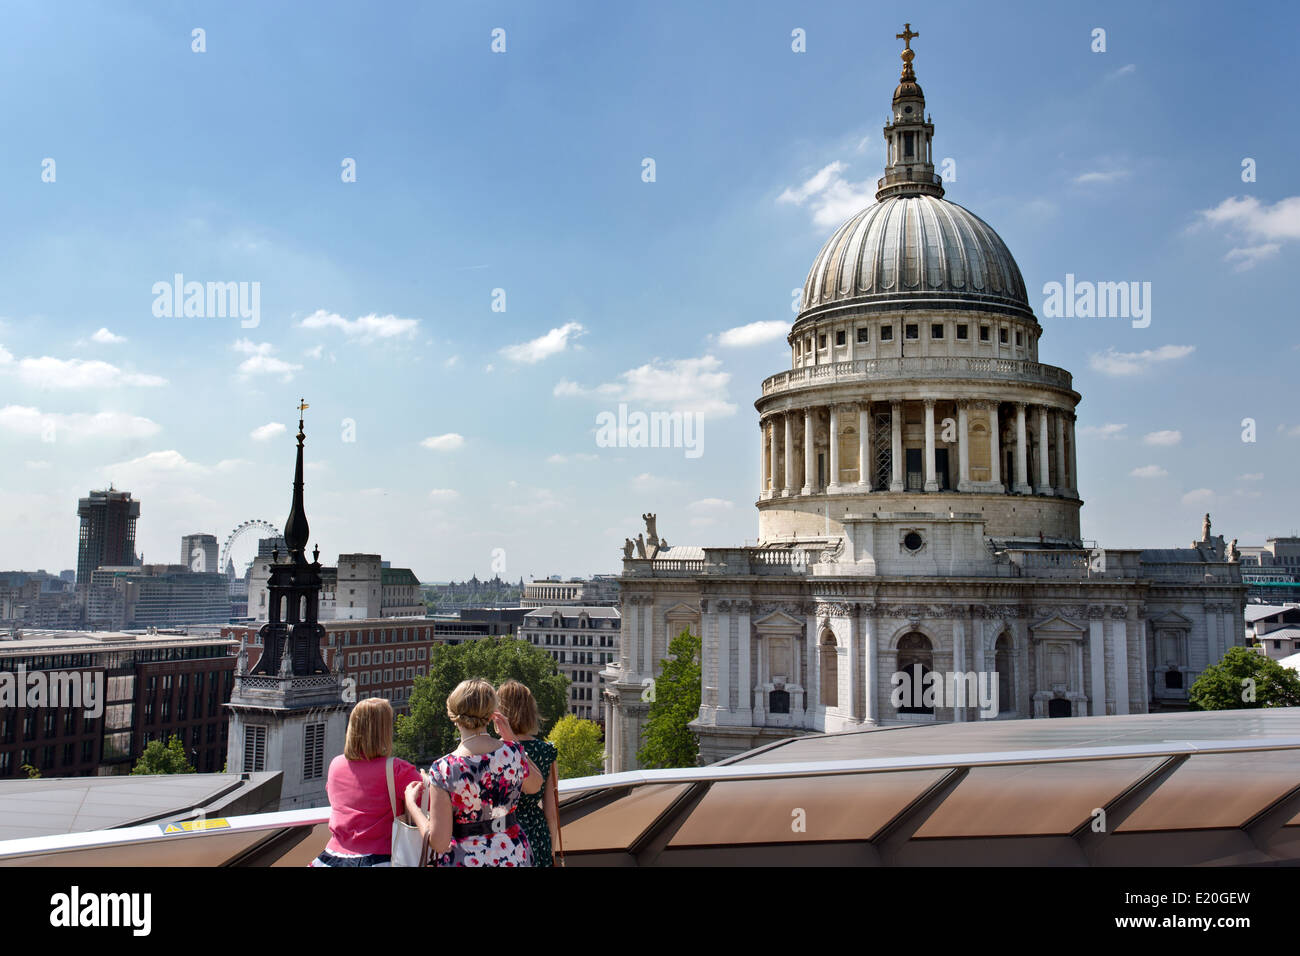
[623,538,635,559]
[1202,513,1211,542]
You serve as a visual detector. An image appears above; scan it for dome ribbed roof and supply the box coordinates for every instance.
[798,195,1031,322]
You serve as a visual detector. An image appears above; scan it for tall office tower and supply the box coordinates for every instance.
[75,488,141,593]
[181,533,220,574]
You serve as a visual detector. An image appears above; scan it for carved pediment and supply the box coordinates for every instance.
[754,609,803,631]
[1149,609,1193,627]
[1030,612,1086,640]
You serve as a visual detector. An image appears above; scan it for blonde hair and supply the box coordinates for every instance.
[446,678,497,733]
[496,679,539,737]
[344,697,394,760]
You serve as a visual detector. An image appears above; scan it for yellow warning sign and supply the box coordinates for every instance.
[159,818,229,834]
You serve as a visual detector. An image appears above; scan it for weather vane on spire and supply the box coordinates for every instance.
[897,23,919,80]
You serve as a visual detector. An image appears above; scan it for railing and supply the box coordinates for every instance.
[760,357,1074,397]
[5,734,1300,866]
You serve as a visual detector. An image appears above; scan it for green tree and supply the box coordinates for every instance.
[132,735,196,775]
[547,714,604,779]
[394,637,568,765]
[1189,646,1300,710]
[637,628,701,769]
[19,764,40,779]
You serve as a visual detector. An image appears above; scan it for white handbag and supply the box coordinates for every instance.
[387,757,432,867]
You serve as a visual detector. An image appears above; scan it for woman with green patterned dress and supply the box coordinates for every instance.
[496,680,561,866]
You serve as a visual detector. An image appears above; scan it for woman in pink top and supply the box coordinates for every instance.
[312,697,421,867]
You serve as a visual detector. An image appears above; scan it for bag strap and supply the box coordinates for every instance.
[549,760,565,867]
[385,756,398,818]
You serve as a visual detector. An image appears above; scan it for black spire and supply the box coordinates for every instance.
[249,398,328,677]
[283,399,310,564]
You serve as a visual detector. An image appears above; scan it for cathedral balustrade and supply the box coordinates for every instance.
[760,356,1072,397]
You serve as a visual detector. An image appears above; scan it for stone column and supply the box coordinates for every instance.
[923,399,938,491]
[1067,413,1079,496]
[890,401,905,491]
[759,422,768,499]
[782,414,794,497]
[1089,615,1106,715]
[957,401,970,491]
[717,602,731,718]
[737,603,752,724]
[847,612,860,722]
[1036,406,1052,495]
[858,404,871,490]
[802,408,815,495]
[1013,403,1031,494]
[828,405,841,492]
[862,608,877,723]
[952,616,966,722]
[641,602,654,676]
[1054,410,1067,496]
[768,417,779,497]
[989,404,1002,490]
[1111,614,1130,716]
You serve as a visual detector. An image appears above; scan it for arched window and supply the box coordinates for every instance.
[820,630,839,708]
[896,632,934,715]
[995,634,1014,715]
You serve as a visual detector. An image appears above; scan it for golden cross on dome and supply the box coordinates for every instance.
[896,23,919,50]
[298,398,309,415]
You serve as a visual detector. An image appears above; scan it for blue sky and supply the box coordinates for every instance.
[1,0,1297,580]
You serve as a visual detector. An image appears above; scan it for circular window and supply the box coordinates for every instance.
[903,531,924,552]
[903,105,913,114]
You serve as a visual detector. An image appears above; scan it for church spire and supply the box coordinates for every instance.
[282,399,311,565]
[877,23,944,202]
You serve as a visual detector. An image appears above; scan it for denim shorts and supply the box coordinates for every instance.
[311,849,392,867]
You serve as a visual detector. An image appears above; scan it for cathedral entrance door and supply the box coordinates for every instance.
[1048,698,1071,718]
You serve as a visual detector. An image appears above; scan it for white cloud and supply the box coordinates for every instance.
[298,309,419,342]
[1130,465,1168,478]
[689,498,735,511]
[717,321,789,348]
[1180,488,1214,506]
[1224,243,1281,271]
[8,355,166,389]
[1239,473,1263,481]
[1088,345,1194,376]
[501,322,585,364]
[1143,430,1182,446]
[102,450,212,485]
[444,355,460,369]
[233,339,302,380]
[777,161,875,228]
[1078,423,1126,438]
[1199,195,1300,241]
[632,473,683,492]
[421,433,464,451]
[0,405,161,441]
[305,344,324,360]
[427,488,460,500]
[0,344,12,366]
[91,327,126,344]
[1198,195,1300,269]
[251,422,287,442]
[555,354,735,417]
[1072,170,1130,185]
[23,460,51,469]
[1108,63,1137,79]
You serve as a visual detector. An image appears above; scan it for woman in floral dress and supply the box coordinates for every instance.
[496,680,561,866]
[404,678,543,867]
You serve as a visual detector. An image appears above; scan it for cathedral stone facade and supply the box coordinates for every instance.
[603,29,1246,771]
